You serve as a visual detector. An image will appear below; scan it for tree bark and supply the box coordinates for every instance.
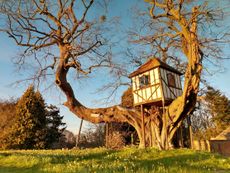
[54,6,202,150]
[0,0,215,150]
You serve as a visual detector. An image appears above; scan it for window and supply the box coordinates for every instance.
[139,75,150,88]
[167,73,176,87]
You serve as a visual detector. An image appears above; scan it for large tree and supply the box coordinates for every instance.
[0,0,229,149]
[7,86,47,149]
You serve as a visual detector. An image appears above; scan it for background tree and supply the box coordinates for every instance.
[0,0,229,149]
[55,129,76,149]
[192,86,230,140]
[77,123,105,148]
[105,88,138,149]
[2,86,66,149]
[205,87,230,127]
[0,99,16,148]
[45,105,66,148]
[121,87,134,108]
[6,86,47,149]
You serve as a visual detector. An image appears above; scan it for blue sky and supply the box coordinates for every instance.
[0,0,230,133]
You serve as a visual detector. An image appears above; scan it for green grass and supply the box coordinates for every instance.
[0,147,229,173]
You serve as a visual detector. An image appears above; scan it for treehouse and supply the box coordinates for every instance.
[129,58,183,107]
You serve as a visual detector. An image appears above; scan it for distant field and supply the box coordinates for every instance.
[0,147,229,173]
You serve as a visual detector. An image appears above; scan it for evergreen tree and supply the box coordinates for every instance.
[192,86,230,139]
[45,105,66,148]
[205,86,230,127]
[0,99,16,149]
[2,86,66,149]
[8,86,47,149]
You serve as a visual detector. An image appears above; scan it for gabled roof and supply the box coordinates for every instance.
[211,127,230,140]
[128,58,182,78]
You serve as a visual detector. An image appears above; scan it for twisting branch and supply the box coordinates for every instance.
[1,0,143,136]
[1,0,229,150]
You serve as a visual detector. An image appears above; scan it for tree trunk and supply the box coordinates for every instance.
[55,7,202,150]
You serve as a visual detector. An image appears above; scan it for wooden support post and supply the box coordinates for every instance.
[180,125,184,148]
[150,121,153,147]
[76,119,83,147]
[187,116,193,149]
[105,123,109,148]
[141,104,146,148]
[131,133,134,145]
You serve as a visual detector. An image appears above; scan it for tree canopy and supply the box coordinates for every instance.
[192,86,230,139]
[5,86,47,149]
[1,86,66,149]
[0,0,229,150]
[45,104,66,148]
[0,99,17,148]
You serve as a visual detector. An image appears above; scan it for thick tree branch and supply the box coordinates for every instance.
[55,47,141,126]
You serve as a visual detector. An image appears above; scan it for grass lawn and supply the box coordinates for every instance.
[0,147,229,173]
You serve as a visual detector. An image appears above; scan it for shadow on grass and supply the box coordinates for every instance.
[0,149,117,164]
[122,152,230,173]
[86,149,230,173]
[0,165,44,173]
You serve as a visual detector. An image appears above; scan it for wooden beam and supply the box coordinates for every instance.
[141,104,146,148]
[105,123,109,148]
[76,119,83,147]
[187,116,193,149]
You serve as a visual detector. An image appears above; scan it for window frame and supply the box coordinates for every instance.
[167,73,176,88]
[139,75,150,88]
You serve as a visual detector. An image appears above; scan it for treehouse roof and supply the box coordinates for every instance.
[129,58,182,78]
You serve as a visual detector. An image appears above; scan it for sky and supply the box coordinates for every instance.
[0,0,230,134]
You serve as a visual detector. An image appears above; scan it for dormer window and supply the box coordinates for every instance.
[139,75,150,88]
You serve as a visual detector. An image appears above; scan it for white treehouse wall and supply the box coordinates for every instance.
[132,67,162,105]
[152,68,162,98]
[160,68,182,100]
